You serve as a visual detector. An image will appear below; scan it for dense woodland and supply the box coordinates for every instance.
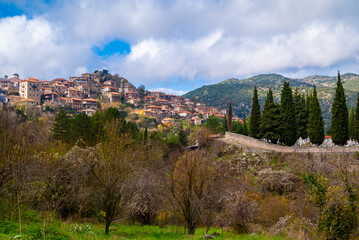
[0,73,359,240]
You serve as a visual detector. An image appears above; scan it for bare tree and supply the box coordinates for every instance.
[166,149,223,235]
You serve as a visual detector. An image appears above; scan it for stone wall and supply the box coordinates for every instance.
[224,132,359,153]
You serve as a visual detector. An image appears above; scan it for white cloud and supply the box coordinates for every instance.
[0,15,93,79]
[2,0,359,87]
[149,88,188,96]
[111,22,359,84]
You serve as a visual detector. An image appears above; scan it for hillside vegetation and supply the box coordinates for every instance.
[184,73,359,130]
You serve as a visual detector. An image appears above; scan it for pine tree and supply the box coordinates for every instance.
[51,109,70,143]
[260,89,281,143]
[330,71,349,145]
[228,102,233,132]
[178,124,188,147]
[294,89,308,139]
[307,85,324,145]
[250,86,261,138]
[348,106,355,140]
[356,94,359,141]
[280,81,297,146]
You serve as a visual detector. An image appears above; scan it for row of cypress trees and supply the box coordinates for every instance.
[248,72,355,146]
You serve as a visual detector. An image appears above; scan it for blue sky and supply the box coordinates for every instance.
[1,0,359,95]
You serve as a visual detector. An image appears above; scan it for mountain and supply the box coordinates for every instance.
[184,73,359,131]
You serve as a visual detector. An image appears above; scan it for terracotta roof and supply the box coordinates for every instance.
[68,87,82,92]
[178,111,191,114]
[19,98,36,102]
[23,78,40,83]
[71,98,82,101]
[108,92,121,95]
[43,92,58,95]
[83,98,98,102]
[156,99,169,102]
[325,135,332,139]
[146,105,162,109]
[60,97,70,100]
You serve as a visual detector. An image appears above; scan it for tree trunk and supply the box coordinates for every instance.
[105,215,111,235]
[186,217,196,235]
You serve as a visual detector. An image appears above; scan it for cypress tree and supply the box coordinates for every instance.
[242,112,248,136]
[348,106,355,140]
[144,127,148,141]
[250,86,261,139]
[356,94,359,141]
[294,89,308,139]
[280,81,297,146]
[330,71,349,145]
[260,89,281,143]
[223,114,228,132]
[307,85,324,145]
[228,102,233,132]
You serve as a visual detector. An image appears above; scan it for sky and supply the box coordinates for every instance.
[1,0,359,95]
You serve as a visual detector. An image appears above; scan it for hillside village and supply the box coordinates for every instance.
[0,71,236,127]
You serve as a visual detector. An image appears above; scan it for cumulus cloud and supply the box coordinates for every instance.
[148,88,188,96]
[0,15,93,79]
[1,0,359,87]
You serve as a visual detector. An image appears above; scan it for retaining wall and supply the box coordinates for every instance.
[224,132,359,153]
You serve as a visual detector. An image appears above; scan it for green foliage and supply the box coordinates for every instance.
[184,73,359,132]
[260,89,281,143]
[330,72,349,145]
[51,107,139,146]
[349,106,356,139]
[228,102,233,132]
[303,173,358,240]
[233,121,247,135]
[178,124,188,147]
[51,109,70,143]
[356,93,359,141]
[280,81,297,146]
[307,86,324,145]
[222,114,228,132]
[164,132,180,151]
[250,86,261,139]
[206,114,223,133]
[294,89,308,139]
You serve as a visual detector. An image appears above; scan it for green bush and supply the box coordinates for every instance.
[0,221,18,234]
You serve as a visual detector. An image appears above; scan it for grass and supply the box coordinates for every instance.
[0,220,290,240]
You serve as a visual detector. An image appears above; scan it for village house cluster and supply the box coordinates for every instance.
[0,72,233,125]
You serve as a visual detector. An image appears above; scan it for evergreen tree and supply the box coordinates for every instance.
[178,124,188,147]
[356,94,359,141]
[228,102,233,132]
[330,71,349,145]
[250,86,261,138]
[71,112,92,145]
[280,81,297,146]
[307,85,324,145]
[143,127,148,142]
[222,114,228,132]
[242,112,248,136]
[51,109,70,143]
[348,106,355,140]
[260,89,281,143]
[294,89,308,139]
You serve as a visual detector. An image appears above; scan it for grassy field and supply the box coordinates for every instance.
[0,219,289,240]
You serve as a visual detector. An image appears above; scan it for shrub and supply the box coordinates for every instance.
[258,169,300,195]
